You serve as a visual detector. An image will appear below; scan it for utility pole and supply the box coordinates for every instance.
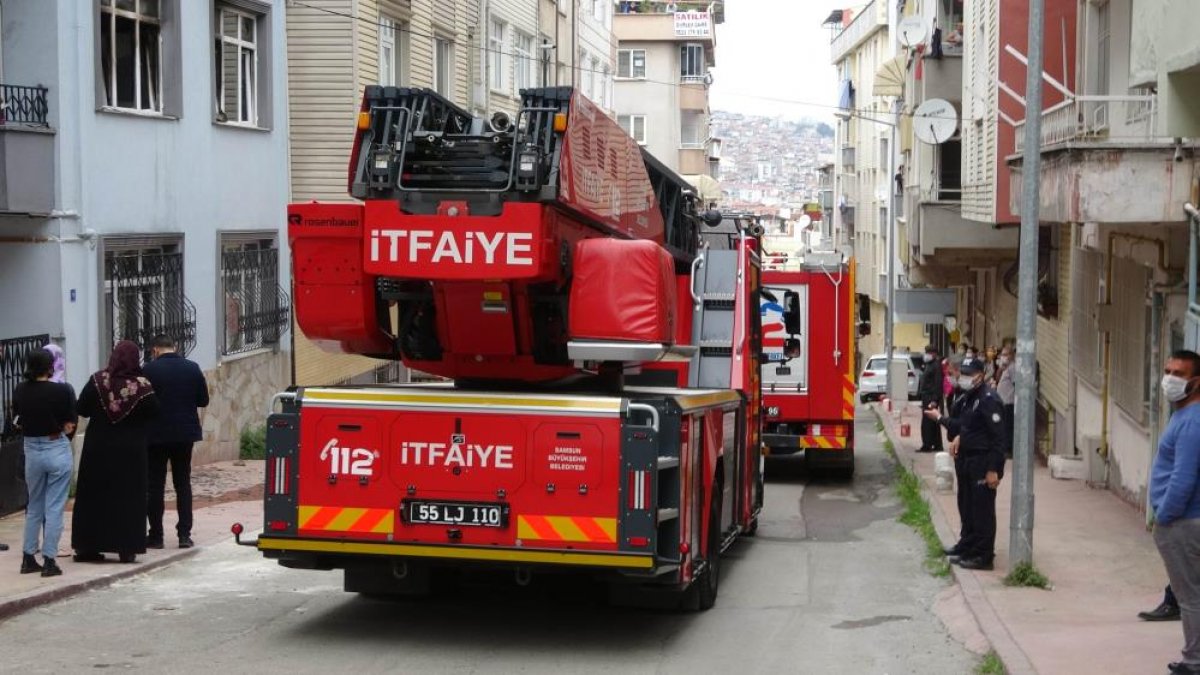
[1010,0,1046,567]
[885,118,897,402]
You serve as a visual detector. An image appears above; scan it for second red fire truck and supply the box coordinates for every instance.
[759,240,857,477]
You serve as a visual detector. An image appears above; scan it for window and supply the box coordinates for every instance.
[681,111,704,148]
[582,50,593,98]
[601,64,611,108]
[100,0,162,112]
[618,114,646,144]
[617,48,646,79]
[378,17,408,86]
[488,18,506,92]
[434,38,453,96]
[221,237,290,355]
[680,43,705,81]
[1110,257,1150,423]
[1072,248,1104,389]
[103,243,197,362]
[1095,0,1111,95]
[214,5,258,125]
[590,56,602,100]
[514,32,533,94]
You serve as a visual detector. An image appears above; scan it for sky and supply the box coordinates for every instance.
[709,0,847,122]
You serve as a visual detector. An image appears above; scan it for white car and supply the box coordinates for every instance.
[858,353,922,403]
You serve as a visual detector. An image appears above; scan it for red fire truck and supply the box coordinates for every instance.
[236,87,763,609]
[759,247,856,477]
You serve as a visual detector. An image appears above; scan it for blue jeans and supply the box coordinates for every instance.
[24,435,74,558]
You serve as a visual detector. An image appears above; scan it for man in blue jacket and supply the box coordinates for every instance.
[1151,350,1200,675]
[143,335,209,549]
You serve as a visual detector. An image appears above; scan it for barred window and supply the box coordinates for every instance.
[221,239,290,355]
[104,244,197,362]
[1110,257,1150,424]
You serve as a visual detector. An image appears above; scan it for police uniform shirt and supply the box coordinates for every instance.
[939,384,1006,478]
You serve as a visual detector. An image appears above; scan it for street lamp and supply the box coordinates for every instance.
[836,107,900,403]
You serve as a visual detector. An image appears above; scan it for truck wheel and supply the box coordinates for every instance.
[696,486,722,610]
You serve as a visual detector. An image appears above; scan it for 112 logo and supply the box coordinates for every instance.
[319,438,379,476]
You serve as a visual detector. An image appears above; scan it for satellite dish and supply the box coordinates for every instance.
[898,16,927,47]
[798,214,813,229]
[912,98,958,144]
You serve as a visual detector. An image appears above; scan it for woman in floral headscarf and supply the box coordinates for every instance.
[43,343,67,384]
[71,340,160,563]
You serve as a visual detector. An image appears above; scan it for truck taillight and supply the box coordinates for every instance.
[862,371,876,377]
[268,457,291,496]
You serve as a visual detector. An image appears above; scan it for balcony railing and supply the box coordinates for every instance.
[830,0,885,63]
[1014,95,1159,153]
[0,84,49,127]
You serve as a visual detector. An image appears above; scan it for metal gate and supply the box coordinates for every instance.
[1186,203,1200,351]
[0,334,51,516]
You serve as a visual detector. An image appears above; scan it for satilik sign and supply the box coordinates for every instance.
[674,11,711,38]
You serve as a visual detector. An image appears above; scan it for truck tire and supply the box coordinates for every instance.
[696,484,722,610]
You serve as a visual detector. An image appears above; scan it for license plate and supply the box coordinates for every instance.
[403,500,509,528]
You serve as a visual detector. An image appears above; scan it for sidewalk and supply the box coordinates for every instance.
[0,460,264,622]
[875,401,1181,675]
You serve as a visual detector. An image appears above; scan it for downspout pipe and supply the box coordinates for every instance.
[1100,232,1168,487]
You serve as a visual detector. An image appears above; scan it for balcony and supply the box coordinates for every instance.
[0,83,55,216]
[919,55,962,107]
[613,6,715,44]
[913,203,1017,268]
[830,0,886,64]
[1009,94,1194,223]
[680,81,708,111]
[679,147,708,175]
[1013,95,1160,154]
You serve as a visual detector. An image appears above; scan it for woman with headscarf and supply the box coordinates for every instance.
[44,343,67,384]
[71,340,160,563]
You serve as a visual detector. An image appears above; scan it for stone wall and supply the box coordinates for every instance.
[196,350,290,465]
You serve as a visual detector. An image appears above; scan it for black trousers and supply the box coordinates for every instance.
[920,414,944,452]
[961,456,998,561]
[147,442,194,539]
[953,455,975,549]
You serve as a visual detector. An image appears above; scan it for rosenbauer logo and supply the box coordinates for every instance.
[288,213,359,228]
[368,229,534,266]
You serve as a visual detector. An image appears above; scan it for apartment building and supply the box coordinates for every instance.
[287,0,478,387]
[0,0,292,474]
[825,1,929,362]
[1008,0,1200,507]
[613,1,722,195]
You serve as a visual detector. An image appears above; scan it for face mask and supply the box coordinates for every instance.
[1162,375,1191,403]
[966,352,977,360]
[998,356,1010,367]
[923,353,933,363]
[958,375,979,391]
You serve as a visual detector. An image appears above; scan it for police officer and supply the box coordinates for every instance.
[917,344,944,453]
[924,357,1006,570]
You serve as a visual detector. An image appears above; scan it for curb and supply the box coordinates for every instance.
[0,546,201,623]
[874,404,1038,675]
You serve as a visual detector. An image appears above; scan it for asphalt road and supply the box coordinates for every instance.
[0,411,977,674]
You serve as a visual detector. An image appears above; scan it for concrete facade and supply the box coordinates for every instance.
[1006,0,1200,508]
[613,4,720,182]
[0,0,292,463]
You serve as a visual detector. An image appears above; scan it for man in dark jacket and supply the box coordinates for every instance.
[924,357,1007,570]
[917,344,944,453]
[143,335,209,549]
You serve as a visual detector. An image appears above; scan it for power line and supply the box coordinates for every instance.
[286,0,962,123]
